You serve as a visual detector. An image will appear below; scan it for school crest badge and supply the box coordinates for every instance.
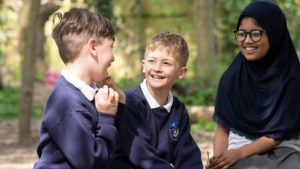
[168,120,180,141]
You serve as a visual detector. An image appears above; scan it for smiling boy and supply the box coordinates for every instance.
[110,31,203,169]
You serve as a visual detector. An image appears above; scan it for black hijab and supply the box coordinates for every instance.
[213,1,300,141]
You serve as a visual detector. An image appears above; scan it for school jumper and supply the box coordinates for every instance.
[110,83,203,169]
[34,75,124,169]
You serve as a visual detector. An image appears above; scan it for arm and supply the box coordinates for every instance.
[48,85,120,168]
[208,128,280,169]
[173,114,203,169]
[213,124,229,155]
[236,136,280,158]
[49,108,118,169]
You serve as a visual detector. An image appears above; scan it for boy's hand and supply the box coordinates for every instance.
[102,76,126,104]
[94,85,119,116]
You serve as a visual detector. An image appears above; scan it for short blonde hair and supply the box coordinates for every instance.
[145,31,189,67]
[52,8,115,64]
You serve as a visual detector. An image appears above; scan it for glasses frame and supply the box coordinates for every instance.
[234,29,265,42]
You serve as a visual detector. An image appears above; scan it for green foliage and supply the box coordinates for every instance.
[87,0,114,20]
[35,69,45,82]
[191,117,216,132]
[116,77,140,91]
[173,62,228,106]
[0,86,43,120]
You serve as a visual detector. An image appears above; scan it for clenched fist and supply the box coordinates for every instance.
[94,85,119,116]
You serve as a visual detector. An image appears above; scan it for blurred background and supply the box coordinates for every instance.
[0,0,299,168]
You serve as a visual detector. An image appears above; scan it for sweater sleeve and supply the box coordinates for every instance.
[173,114,203,169]
[48,109,118,169]
[119,105,174,169]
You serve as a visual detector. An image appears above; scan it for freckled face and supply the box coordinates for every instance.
[237,17,270,61]
[142,48,186,93]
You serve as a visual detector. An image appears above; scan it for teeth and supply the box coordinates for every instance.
[245,47,255,51]
[152,75,163,79]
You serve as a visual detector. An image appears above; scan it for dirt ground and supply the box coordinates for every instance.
[0,83,214,169]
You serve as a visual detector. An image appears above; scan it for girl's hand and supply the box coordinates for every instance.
[207,149,242,169]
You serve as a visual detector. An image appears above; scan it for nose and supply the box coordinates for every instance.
[244,33,253,42]
[153,62,162,71]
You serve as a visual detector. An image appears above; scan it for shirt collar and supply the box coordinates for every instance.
[61,69,97,101]
[140,79,173,112]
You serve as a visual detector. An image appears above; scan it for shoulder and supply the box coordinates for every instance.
[43,77,91,127]
[171,96,188,116]
[47,77,84,109]
[123,85,149,116]
[217,55,244,89]
[125,85,146,104]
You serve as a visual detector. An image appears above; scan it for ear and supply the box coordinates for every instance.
[178,67,187,80]
[87,38,97,56]
[142,59,146,73]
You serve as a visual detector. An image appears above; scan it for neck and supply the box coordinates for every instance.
[148,87,170,106]
[65,64,92,85]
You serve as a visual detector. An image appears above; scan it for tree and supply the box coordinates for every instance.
[193,0,216,88]
[36,1,61,77]
[0,2,5,90]
[18,0,41,145]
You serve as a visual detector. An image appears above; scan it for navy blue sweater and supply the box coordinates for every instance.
[34,76,124,169]
[110,85,203,169]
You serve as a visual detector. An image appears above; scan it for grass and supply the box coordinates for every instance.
[191,117,216,132]
[0,86,43,121]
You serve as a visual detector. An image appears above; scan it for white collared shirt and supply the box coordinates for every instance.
[140,79,173,113]
[61,69,97,101]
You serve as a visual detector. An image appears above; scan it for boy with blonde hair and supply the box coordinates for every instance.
[34,8,125,169]
[110,31,203,169]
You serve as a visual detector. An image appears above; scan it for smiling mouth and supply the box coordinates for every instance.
[151,74,164,79]
[245,46,259,51]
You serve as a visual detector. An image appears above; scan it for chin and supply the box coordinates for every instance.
[245,56,261,61]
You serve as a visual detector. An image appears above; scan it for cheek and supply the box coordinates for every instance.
[237,42,244,50]
[142,64,150,74]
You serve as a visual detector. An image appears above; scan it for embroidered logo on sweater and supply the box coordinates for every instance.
[168,120,180,141]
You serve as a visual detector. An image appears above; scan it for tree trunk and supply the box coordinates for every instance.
[35,1,61,78]
[36,1,61,62]
[193,0,216,87]
[18,0,41,146]
[136,0,146,80]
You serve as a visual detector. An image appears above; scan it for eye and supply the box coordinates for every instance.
[163,61,172,66]
[146,59,155,63]
[236,31,246,37]
[251,30,262,37]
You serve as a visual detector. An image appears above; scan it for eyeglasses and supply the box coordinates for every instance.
[234,29,265,42]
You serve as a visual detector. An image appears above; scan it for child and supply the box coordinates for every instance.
[33,8,125,169]
[207,1,300,169]
[110,31,203,169]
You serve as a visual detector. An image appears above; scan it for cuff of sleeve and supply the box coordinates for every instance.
[98,113,116,125]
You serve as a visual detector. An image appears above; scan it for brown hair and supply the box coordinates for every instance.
[145,31,189,67]
[52,8,115,63]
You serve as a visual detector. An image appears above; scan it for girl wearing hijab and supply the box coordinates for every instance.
[207,1,300,169]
